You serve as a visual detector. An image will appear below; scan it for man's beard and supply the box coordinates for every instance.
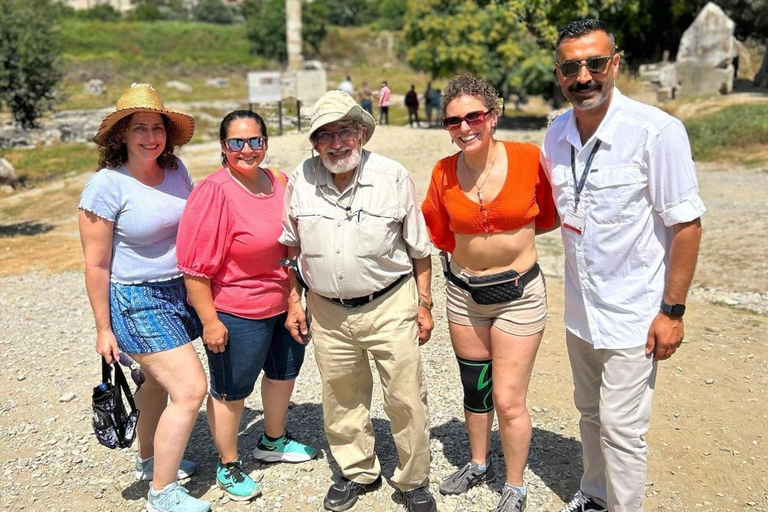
[321,147,362,175]
[565,80,612,111]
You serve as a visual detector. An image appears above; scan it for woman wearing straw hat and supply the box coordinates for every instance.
[79,84,210,512]
[176,110,317,502]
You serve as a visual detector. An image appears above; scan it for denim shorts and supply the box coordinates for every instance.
[206,311,306,401]
[109,277,202,354]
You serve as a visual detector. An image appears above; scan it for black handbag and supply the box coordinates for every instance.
[91,357,139,449]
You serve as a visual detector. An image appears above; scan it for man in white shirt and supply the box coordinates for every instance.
[338,75,354,96]
[541,19,705,512]
[279,90,437,512]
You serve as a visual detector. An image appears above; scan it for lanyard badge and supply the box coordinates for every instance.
[563,141,601,236]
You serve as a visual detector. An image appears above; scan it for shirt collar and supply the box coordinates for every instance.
[559,87,625,150]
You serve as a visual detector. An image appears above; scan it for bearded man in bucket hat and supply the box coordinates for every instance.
[279,90,437,512]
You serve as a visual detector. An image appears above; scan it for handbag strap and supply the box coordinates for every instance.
[101,357,138,414]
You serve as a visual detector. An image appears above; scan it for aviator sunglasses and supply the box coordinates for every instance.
[555,53,617,78]
[225,136,267,152]
[442,109,492,130]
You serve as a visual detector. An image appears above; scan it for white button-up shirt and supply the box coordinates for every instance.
[279,150,432,299]
[541,89,706,349]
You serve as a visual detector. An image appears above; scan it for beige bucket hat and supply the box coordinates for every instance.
[93,83,195,147]
[309,90,376,144]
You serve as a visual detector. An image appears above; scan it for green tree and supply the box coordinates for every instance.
[403,0,556,98]
[377,0,407,30]
[0,0,63,129]
[313,0,376,26]
[76,3,123,22]
[243,0,328,62]
[128,0,187,21]
[192,0,235,24]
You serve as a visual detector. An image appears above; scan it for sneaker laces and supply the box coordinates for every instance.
[405,486,432,505]
[447,462,476,483]
[495,486,524,511]
[562,490,591,512]
[222,461,247,484]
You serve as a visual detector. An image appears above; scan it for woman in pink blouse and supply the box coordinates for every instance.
[177,110,317,502]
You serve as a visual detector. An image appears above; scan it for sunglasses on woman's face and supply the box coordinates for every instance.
[442,109,492,130]
[225,136,267,152]
[555,55,613,78]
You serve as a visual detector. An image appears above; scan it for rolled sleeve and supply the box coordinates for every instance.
[647,119,707,227]
[399,174,433,259]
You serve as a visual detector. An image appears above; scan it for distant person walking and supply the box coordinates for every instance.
[358,81,374,116]
[339,76,354,96]
[378,80,391,125]
[405,84,421,128]
[423,82,437,127]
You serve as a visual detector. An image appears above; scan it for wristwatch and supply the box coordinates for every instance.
[660,300,686,318]
[418,299,434,311]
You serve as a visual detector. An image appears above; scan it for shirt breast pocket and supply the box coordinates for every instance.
[296,212,330,257]
[585,166,647,225]
[352,206,403,258]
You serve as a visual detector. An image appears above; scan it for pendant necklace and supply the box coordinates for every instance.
[462,141,499,234]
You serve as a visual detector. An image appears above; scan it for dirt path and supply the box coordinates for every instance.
[1,125,766,511]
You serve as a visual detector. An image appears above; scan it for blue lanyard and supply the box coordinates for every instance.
[570,140,602,210]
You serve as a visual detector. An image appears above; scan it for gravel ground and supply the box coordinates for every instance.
[1,125,767,512]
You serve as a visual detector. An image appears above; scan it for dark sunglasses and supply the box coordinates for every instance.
[442,109,492,130]
[225,136,267,152]
[556,54,614,78]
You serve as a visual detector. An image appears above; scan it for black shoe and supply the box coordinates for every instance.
[403,486,437,512]
[323,475,381,511]
[558,490,608,512]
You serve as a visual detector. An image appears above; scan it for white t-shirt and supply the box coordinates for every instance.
[79,162,194,284]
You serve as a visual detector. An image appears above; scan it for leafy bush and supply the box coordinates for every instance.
[0,0,63,128]
[192,0,236,24]
[76,3,123,22]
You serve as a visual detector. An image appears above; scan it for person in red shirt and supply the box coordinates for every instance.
[421,75,557,512]
[176,110,317,502]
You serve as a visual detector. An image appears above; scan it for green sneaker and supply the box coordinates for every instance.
[216,460,261,501]
[135,454,197,481]
[146,482,210,512]
[252,431,318,463]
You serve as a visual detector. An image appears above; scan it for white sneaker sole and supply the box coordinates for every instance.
[135,469,193,481]
[252,447,316,463]
[216,480,262,501]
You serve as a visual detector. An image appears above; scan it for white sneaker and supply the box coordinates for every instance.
[135,454,197,481]
[146,482,210,512]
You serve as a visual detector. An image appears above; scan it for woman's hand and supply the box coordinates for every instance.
[202,319,228,353]
[96,330,120,364]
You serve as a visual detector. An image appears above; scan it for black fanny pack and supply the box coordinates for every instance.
[441,251,540,305]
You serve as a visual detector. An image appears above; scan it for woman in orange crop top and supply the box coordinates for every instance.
[422,74,558,509]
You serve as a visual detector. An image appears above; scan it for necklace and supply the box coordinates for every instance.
[462,141,499,203]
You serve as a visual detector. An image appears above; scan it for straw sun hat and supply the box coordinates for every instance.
[93,83,195,147]
[309,90,376,145]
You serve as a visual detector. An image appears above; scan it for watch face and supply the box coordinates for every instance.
[671,304,686,317]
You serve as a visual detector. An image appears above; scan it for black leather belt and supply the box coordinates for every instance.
[324,274,409,308]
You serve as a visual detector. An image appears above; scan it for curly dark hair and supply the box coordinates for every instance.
[97,113,179,171]
[440,74,500,120]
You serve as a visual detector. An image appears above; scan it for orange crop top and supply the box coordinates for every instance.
[421,141,556,253]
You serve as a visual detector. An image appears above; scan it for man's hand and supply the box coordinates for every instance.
[202,319,228,354]
[416,306,434,345]
[286,299,309,345]
[645,312,684,361]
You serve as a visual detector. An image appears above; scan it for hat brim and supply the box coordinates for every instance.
[309,104,376,145]
[93,107,195,147]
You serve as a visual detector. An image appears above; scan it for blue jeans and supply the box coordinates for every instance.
[206,311,305,401]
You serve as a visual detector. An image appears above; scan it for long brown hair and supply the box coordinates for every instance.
[97,113,180,171]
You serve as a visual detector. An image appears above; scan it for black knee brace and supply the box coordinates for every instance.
[457,357,494,413]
